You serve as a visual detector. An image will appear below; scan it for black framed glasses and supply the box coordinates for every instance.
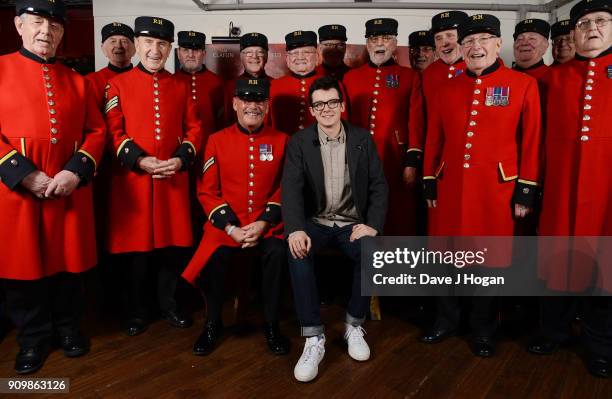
[311,99,342,111]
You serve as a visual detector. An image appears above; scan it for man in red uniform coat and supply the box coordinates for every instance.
[86,21,135,317]
[105,16,202,336]
[316,24,352,81]
[529,0,612,378]
[408,30,436,72]
[420,14,542,357]
[512,19,551,81]
[551,19,576,65]
[87,22,135,110]
[175,30,224,138]
[0,0,106,374]
[182,79,289,357]
[344,18,424,235]
[225,33,274,126]
[269,30,323,135]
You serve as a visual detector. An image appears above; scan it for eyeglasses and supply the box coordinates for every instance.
[320,42,347,49]
[367,35,396,43]
[575,17,611,31]
[287,49,317,58]
[461,35,498,48]
[311,99,342,111]
[241,50,266,57]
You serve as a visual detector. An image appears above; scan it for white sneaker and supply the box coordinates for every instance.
[344,324,370,361]
[294,335,325,382]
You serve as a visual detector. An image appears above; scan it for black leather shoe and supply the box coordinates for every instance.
[264,323,290,355]
[527,336,561,355]
[125,318,149,336]
[419,328,456,344]
[586,356,611,378]
[161,310,193,328]
[470,336,496,358]
[60,334,90,358]
[15,346,47,375]
[193,320,223,356]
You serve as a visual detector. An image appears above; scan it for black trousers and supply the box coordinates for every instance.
[121,247,188,319]
[199,237,285,324]
[539,296,612,359]
[435,296,498,337]
[2,272,83,348]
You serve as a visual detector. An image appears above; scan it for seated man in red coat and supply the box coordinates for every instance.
[0,0,106,374]
[182,79,290,357]
[105,16,202,336]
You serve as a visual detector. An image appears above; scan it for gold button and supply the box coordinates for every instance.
[48,100,55,106]
[376,69,381,74]
[124,148,130,153]
[51,128,58,134]
[50,118,57,124]
[376,76,380,80]
[42,66,49,72]
[249,146,253,151]
[250,137,255,142]
[192,76,196,80]
[464,154,470,160]
[81,157,88,163]
[580,135,589,142]
[47,91,53,97]
[467,131,474,137]
[471,110,477,116]
[155,113,160,118]
[370,124,375,128]
[249,181,254,186]
[585,85,593,91]
[300,87,305,92]
[249,173,254,178]
[51,137,57,144]
[248,200,253,205]
[372,107,377,112]
[250,164,254,169]
[301,80,306,85]
[473,100,479,105]
[299,116,304,121]
[46,83,52,89]
[469,121,476,126]
[299,125,304,129]
[588,70,595,76]
[475,79,482,84]
[589,61,596,67]
[373,90,379,95]
[248,207,253,213]
[220,209,226,215]
[154,105,160,111]
[155,120,161,125]
[463,162,470,168]
[154,98,160,103]
[49,109,56,114]
[522,187,530,194]
[155,135,161,140]
[581,126,589,132]
[248,191,253,196]
[474,89,480,95]
[192,89,196,93]
[448,74,453,78]
[585,95,592,100]
[449,66,455,71]
[192,96,197,100]
[249,155,254,160]
[584,104,592,110]
[44,75,50,80]
[583,115,590,121]
[10,159,18,166]
[154,83,159,88]
[155,128,161,133]
[370,130,374,135]
[465,143,472,149]
[587,79,594,84]
[374,83,380,88]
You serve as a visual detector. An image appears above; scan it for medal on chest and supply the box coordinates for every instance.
[259,144,273,161]
[385,74,400,89]
[485,86,510,106]
[607,65,612,79]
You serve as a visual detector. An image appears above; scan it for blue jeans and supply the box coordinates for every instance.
[288,220,370,337]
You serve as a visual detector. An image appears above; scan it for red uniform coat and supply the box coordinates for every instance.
[539,51,612,292]
[513,60,550,82]
[344,60,425,235]
[269,71,323,135]
[421,58,467,152]
[182,124,288,284]
[423,61,541,255]
[0,49,106,280]
[86,64,133,245]
[86,64,133,110]
[175,67,225,146]
[105,64,202,254]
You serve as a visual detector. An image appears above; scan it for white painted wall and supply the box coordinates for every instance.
[92,0,559,71]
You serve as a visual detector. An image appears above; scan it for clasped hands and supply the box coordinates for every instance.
[225,221,270,249]
[21,170,80,199]
[137,156,183,179]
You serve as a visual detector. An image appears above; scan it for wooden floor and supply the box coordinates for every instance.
[1,301,611,399]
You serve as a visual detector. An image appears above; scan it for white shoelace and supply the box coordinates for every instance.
[346,325,367,344]
[299,338,324,364]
